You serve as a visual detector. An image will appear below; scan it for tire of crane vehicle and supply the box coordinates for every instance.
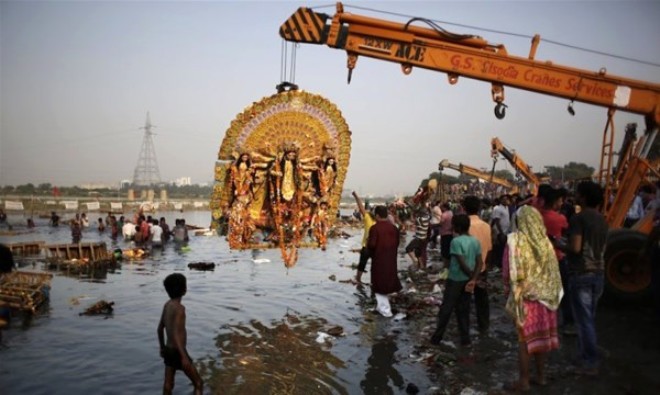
[604,229,651,301]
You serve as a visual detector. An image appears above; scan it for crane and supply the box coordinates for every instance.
[280,2,660,126]
[280,3,660,299]
[438,159,518,193]
[490,137,548,194]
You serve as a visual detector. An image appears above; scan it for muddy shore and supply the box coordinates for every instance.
[381,248,660,395]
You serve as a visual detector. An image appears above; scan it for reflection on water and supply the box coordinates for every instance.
[0,210,434,394]
[361,335,404,395]
[201,312,347,395]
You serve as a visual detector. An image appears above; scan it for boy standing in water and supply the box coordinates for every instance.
[157,273,203,395]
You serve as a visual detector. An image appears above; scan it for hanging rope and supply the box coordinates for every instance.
[277,41,299,93]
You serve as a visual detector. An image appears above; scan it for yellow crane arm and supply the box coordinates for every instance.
[490,137,541,188]
[439,159,517,191]
[280,3,660,126]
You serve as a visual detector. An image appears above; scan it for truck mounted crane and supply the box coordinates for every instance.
[438,159,518,194]
[280,2,660,299]
[490,137,548,195]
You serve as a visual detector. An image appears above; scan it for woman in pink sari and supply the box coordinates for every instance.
[503,205,563,392]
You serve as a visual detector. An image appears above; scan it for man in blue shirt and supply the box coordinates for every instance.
[430,214,483,346]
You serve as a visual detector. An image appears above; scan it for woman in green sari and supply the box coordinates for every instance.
[503,205,563,392]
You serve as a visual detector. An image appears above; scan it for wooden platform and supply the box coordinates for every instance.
[45,242,110,261]
[0,271,53,314]
[6,241,45,256]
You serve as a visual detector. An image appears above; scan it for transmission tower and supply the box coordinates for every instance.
[132,112,162,187]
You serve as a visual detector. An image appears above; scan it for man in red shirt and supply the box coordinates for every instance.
[540,188,572,333]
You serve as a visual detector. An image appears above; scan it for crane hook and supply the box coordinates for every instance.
[494,102,508,119]
[276,82,299,93]
[567,100,575,116]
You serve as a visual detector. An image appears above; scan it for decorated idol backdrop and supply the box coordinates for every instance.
[210,90,351,267]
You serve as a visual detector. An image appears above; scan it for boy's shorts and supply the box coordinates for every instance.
[405,238,426,258]
[162,346,191,370]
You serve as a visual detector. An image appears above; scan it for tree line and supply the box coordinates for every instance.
[0,183,213,199]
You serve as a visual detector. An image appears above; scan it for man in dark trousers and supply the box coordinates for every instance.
[563,181,608,376]
[367,205,402,317]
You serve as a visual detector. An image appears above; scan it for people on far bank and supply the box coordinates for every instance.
[70,215,82,244]
[173,219,189,243]
[49,211,60,227]
[97,217,105,233]
[0,209,11,230]
[150,219,164,248]
[122,219,136,241]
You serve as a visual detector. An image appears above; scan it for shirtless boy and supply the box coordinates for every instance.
[157,273,203,395]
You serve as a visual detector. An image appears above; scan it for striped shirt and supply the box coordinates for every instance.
[414,212,430,240]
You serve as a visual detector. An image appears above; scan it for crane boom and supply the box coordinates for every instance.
[280,3,660,126]
[439,159,517,191]
[490,137,543,189]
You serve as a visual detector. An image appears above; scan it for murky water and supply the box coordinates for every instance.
[0,211,434,394]
[2,211,660,394]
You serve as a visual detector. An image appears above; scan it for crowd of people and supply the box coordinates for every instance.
[42,210,191,248]
[351,179,660,391]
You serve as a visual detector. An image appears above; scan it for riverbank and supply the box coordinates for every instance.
[1,215,659,394]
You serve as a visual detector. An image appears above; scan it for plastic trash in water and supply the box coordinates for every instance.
[315,332,334,343]
[437,269,449,280]
[423,296,442,305]
[432,284,443,294]
[252,258,270,264]
[460,387,486,395]
[393,313,407,321]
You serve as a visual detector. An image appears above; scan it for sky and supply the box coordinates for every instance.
[1,0,659,196]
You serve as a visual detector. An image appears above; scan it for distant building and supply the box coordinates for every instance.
[119,180,132,189]
[174,177,192,187]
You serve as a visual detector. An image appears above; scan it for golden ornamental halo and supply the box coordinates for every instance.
[210,89,352,267]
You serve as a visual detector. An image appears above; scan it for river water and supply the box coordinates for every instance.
[2,211,660,395]
[0,211,434,395]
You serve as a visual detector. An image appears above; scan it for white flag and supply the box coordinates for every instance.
[110,202,123,210]
[86,201,100,211]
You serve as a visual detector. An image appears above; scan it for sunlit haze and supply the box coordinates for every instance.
[1,1,658,196]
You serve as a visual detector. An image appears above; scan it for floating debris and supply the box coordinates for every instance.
[80,300,114,316]
[315,332,334,344]
[122,248,147,260]
[326,325,344,337]
[188,262,216,271]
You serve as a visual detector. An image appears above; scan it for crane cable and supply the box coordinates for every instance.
[309,3,660,68]
[278,40,299,92]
